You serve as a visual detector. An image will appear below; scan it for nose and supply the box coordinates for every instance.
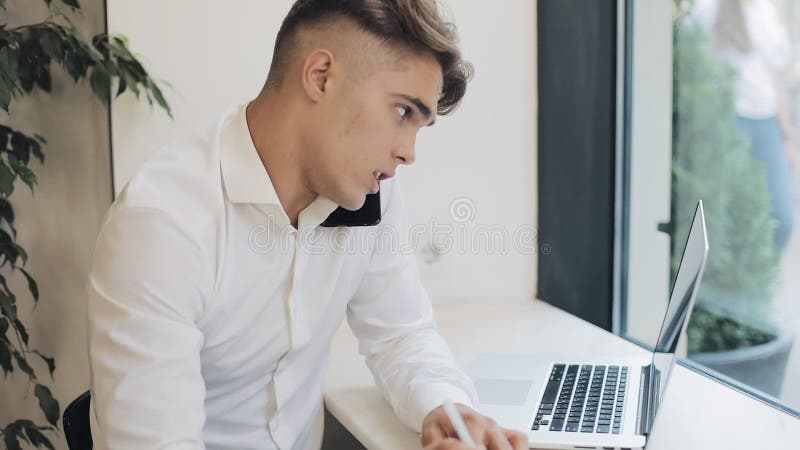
[394,135,417,165]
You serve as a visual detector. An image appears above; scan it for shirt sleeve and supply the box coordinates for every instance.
[87,205,210,450]
[346,179,478,433]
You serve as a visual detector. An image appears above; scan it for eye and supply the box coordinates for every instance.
[396,104,412,120]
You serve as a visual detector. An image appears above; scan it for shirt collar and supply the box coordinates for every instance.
[219,103,340,229]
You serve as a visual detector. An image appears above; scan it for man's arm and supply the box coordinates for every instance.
[87,206,210,449]
[345,179,476,434]
[346,179,526,449]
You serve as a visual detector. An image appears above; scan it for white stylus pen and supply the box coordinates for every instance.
[443,400,476,446]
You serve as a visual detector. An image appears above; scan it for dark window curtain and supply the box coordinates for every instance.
[537,0,618,330]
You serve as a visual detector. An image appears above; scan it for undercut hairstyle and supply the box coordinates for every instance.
[266,0,473,115]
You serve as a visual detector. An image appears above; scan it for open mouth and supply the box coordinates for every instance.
[373,170,393,181]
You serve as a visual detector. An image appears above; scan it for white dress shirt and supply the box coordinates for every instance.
[87,104,477,450]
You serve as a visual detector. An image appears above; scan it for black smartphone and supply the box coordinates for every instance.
[320,192,381,227]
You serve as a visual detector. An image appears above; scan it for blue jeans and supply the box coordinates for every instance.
[736,116,795,251]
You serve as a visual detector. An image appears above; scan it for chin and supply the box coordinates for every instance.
[339,192,367,211]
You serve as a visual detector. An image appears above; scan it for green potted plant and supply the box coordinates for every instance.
[670,3,794,397]
[0,0,170,447]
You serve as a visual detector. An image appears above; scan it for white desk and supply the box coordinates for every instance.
[324,299,799,449]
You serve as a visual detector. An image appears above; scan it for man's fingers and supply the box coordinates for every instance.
[421,422,447,446]
[421,405,526,450]
[484,427,512,450]
[504,429,528,450]
[423,437,485,450]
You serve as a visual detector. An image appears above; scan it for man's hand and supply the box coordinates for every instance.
[423,437,485,450]
[421,403,527,450]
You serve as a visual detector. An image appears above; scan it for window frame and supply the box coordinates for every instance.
[614,0,800,419]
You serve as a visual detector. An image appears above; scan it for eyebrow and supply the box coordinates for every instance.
[394,94,436,126]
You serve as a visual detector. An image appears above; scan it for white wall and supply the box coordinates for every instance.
[107,0,538,304]
[0,1,111,448]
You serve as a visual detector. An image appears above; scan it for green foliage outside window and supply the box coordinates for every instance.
[671,4,781,353]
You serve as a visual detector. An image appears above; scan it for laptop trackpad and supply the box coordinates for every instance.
[475,378,532,406]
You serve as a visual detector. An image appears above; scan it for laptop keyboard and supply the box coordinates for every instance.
[532,364,628,434]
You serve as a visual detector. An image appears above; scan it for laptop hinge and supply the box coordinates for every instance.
[635,364,659,436]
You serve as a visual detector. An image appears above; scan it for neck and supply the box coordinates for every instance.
[245,93,317,228]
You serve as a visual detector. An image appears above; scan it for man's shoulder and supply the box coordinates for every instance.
[113,125,225,241]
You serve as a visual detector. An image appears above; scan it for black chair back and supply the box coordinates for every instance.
[63,390,93,450]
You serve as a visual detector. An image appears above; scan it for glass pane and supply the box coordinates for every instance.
[672,0,799,409]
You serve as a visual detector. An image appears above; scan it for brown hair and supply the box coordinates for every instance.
[267,0,473,115]
[713,0,752,54]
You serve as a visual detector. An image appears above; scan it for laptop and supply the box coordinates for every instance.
[469,201,709,449]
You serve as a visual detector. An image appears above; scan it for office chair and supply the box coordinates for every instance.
[63,390,93,450]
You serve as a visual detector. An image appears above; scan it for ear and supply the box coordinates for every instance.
[301,49,335,103]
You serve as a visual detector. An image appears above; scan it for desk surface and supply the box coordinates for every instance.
[324,299,799,449]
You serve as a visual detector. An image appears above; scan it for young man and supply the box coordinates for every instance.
[87,1,527,449]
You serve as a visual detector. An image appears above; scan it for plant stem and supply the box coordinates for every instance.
[7,19,53,33]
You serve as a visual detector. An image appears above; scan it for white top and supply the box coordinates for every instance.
[693,0,792,118]
[86,104,476,450]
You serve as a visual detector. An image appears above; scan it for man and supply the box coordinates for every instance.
[87,0,527,449]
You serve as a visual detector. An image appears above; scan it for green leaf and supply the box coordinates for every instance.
[0,84,10,112]
[116,76,127,97]
[0,316,7,335]
[0,125,10,150]
[0,46,18,111]
[0,0,6,10]
[20,268,39,302]
[35,67,52,93]
[61,0,80,9]
[108,35,137,62]
[0,197,15,222]
[9,156,37,193]
[89,64,110,103]
[13,244,27,266]
[2,420,54,450]
[120,67,140,97]
[10,132,31,164]
[30,139,44,164]
[34,384,60,426]
[23,425,55,450]
[0,198,16,238]
[13,318,27,346]
[0,339,12,376]
[0,162,16,196]
[156,78,174,90]
[32,133,47,145]
[3,430,22,450]
[0,46,19,81]
[0,228,19,267]
[39,28,63,61]
[149,82,172,118]
[0,290,16,321]
[31,350,54,378]
[64,50,84,82]
[12,351,34,378]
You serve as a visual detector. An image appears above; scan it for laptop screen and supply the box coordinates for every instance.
[649,201,709,423]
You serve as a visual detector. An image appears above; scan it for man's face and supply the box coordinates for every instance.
[308,51,443,211]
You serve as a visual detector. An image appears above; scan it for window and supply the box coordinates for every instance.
[619,0,800,416]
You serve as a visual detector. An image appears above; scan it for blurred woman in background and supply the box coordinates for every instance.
[697,0,796,251]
